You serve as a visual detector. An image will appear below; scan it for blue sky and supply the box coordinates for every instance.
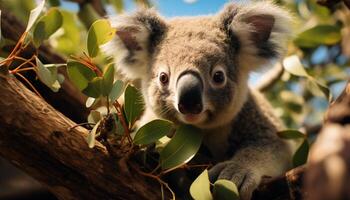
[62,0,230,17]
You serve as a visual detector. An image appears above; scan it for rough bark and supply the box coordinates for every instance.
[0,10,89,123]
[305,81,350,200]
[0,74,163,200]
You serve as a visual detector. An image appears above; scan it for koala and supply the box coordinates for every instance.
[103,1,295,199]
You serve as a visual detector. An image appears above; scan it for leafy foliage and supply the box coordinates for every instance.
[1,0,349,199]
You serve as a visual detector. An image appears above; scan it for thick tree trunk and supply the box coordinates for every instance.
[0,73,163,200]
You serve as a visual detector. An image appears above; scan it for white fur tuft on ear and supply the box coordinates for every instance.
[221,1,293,70]
[101,9,166,80]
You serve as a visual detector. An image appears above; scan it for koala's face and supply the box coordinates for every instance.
[103,2,291,129]
[146,18,248,128]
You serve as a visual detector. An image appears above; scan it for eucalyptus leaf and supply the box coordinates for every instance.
[277,130,306,139]
[33,8,63,47]
[82,77,103,98]
[102,64,115,96]
[160,125,202,170]
[86,97,96,108]
[109,0,124,13]
[283,55,308,77]
[294,25,341,48]
[124,85,144,126]
[109,80,125,102]
[88,121,100,148]
[26,0,46,32]
[134,119,173,145]
[293,139,309,167]
[87,19,116,57]
[36,57,60,92]
[213,180,239,200]
[88,110,102,124]
[190,170,213,200]
[67,60,96,91]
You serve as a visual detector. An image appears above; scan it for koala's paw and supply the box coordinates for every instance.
[208,161,261,200]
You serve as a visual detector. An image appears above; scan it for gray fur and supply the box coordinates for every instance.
[103,1,295,199]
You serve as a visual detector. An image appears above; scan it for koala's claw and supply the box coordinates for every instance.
[208,161,260,200]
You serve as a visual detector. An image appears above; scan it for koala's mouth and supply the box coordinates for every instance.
[178,111,208,125]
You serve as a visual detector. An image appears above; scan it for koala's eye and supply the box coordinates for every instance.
[212,71,225,85]
[159,72,169,85]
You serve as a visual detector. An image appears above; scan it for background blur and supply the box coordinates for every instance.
[0,0,349,199]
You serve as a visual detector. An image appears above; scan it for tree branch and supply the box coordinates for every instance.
[0,74,164,200]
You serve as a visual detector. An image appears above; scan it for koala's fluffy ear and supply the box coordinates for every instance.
[102,9,167,80]
[218,1,292,70]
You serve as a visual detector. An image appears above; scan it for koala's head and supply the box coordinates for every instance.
[103,1,292,129]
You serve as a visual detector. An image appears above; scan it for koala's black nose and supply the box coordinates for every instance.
[177,72,203,115]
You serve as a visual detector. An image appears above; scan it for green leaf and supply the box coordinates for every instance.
[294,25,341,48]
[87,19,116,57]
[124,85,144,126]
[102,64,115,96]
[86,97,96,108]
[25,0,46,32]
[88,120,100,148]
[82,77,103,98]
[48,0,60,6]
[109,80,125,102]
[307,79,332,101]
[33,8,63,47]
[283,55,308,77]
[67,60,96,91]
[160,125,203,170]
[55,10,81,54]
[277,130,306,139]
[213,180,239,200]
[36,57,60,92]
[88,110,102,124]
[108,0,124,13]
[293,139,309,167]
[77,3,100,29]
[134,119,173,145]
[190,170,213,200]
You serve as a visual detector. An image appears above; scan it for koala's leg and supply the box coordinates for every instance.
[209,138,292,200]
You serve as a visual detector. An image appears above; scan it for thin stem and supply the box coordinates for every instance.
[131,164,175,200]
[11,67,35,74]
[12,56,36,71]
[113,100,133,145]
[15,73,43,98]
[106,96,110,114]
[68,122,96,131]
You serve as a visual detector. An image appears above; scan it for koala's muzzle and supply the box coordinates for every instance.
[177,72,203,115]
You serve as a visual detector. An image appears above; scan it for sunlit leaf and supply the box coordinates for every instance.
[55,10,81,54]
[88,120,100,148]
[134,119,173,145]
[86,97,96,108]
[190,170,213,200]
[82,77,103,98]
[160,125,202,170]
[33,8,63,47]
[102,64,115,96]
[25,0,46,32]
[293,139,309,167]
[88,110,102,124]
[124,85,144,126]
[108,0,124,13]
[277,130,306,139]
[109,80,124,102]
[294,25,341,48]
[213,180,239,200]
[36,57,60,92]
[67,60,96,91]
[87,19,116,57]
[77,4,100,29]
[283,55,308,77]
